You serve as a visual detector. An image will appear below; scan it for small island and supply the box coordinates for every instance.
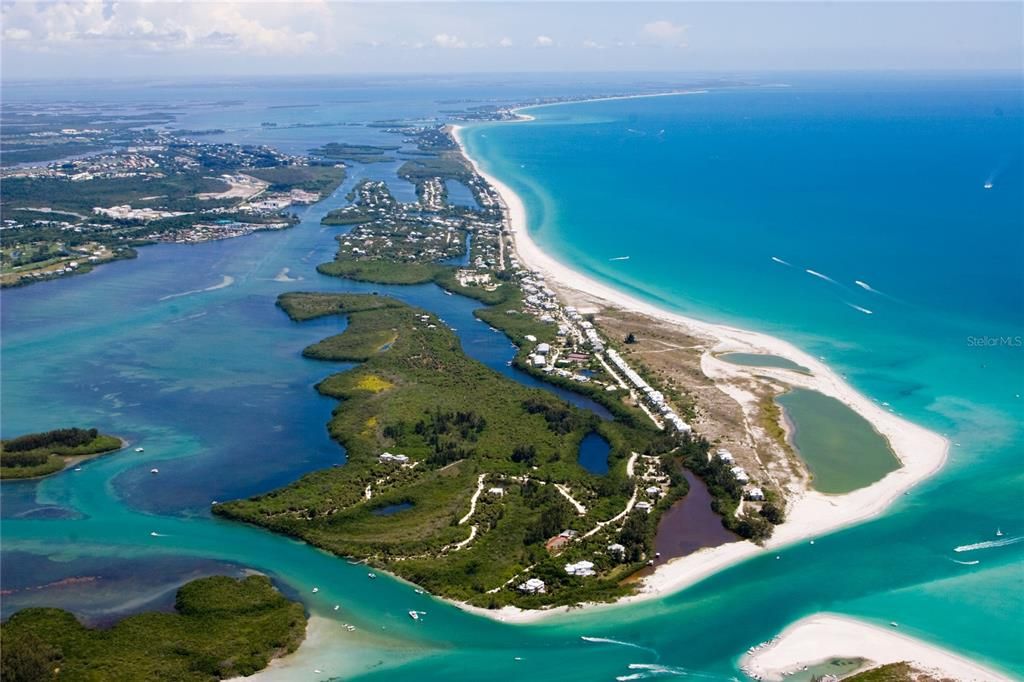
[1,428,123,480]
[0,575,306,682]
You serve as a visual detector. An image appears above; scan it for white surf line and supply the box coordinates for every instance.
[459,473,486,525]
[555,483,587,515]
[159,275,235,301]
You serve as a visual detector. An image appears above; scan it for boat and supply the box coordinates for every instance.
[73,467,82,471]
[312,587,319,593]
[333,605,340,611]
[135,447,144,453]
[367,572,377,579]
[996,528,1004,537]
[890,621,899,628]
[408,610,419,621]
[444,290,453,296]
[984,181,994,189]
[150,468,159,474]
[414,589,424,594]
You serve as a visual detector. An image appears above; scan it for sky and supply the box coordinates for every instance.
[1,1,1021,81]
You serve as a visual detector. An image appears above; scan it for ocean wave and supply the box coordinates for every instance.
[159,275,235,301]
[954,535,1023,553]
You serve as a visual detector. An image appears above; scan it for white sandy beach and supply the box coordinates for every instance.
[451,114,950,624]
[742,613,1013,681]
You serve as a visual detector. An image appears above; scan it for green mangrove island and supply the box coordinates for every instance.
[0,575,306,682]
[0,428,123,480]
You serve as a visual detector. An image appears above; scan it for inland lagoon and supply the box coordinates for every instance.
[777,388,901,494]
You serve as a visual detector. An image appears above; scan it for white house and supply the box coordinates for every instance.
[517,578,546,594]
[635,501,653,513]
[487,487,506,497]
[379,452,410,465]
[744,486,765,501]
[564,560,596,577]
[717,449,735,464]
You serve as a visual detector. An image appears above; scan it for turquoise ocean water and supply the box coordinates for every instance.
[2,74,1022,680]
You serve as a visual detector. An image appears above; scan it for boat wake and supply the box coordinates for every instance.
[581,636,658,656]
[159,275,235,301]
[273,267,301,282]
[617,663,729,680]
[953,536,1022,553]
[609,256,631,261]
[951,559,980,566]
[805,268,838,284]
[770,256,792,267]
[845,302,874,315]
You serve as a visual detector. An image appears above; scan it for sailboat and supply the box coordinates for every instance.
[996,528,1004,537]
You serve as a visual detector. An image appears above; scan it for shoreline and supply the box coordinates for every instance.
[450,108,949,624]
[742,613,1014,682]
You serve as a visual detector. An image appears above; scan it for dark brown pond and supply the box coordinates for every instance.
[653,470,737,565]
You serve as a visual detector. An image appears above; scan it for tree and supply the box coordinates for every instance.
[759,502,786,525]
[0,633,59,682]
[624,332,637,344]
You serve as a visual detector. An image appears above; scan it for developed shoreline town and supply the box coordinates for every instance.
[1,91,1010,682]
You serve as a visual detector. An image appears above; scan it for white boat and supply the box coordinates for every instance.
[996,528,1004,537]
[333,605,340,611]
[890,621,899,628]
[74,467,82,471]
[345,624,356,631]
[408,610,419,621]
[984,181,994,189]
[414,589,424,594]
[312,587,319,593]
[135,447,145,453]
[150,468,159,474]
[367,572,377,579]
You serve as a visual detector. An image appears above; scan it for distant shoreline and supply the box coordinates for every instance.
[451,98,949,624]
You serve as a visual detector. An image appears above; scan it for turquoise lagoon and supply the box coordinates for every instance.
[2,75,1022,680]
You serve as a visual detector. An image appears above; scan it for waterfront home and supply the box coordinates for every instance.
[717,449,735,464]
[635,501,653,513]
[536,342,551,355]
[607,543,626,558]
[645,486,661,497]
[744,486,766,501]
[564,560,596,577]
[730,466,750,483]
[517,578,546,594]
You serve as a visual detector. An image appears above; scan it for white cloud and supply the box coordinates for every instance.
[4,28,33,41]
[533,35,554,48]
[1,0,330,54]
[432,33,467,49]
[642,20,687,43]
[498,36,513,48]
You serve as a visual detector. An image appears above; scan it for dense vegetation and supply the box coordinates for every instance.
[0,575,306,682]
[218,293,667,607]
[1,428,122,479]
[841,662,929,682]
[245,164,346,195]
[683,444,784,543]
